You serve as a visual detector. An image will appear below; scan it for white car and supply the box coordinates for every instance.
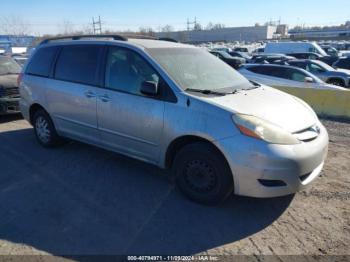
[239,64,346,90]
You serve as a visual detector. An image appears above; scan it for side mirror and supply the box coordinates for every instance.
[304,77,314,83]
[140,81,158,96]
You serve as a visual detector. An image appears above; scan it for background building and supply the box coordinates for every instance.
[0,35,35,52]
[289,28,350,40]
[156,25,277,43]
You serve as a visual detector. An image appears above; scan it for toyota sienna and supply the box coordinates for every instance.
[20,35,329,205]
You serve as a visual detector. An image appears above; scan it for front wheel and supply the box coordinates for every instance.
[172,142,234,205]
[327,79,345,87]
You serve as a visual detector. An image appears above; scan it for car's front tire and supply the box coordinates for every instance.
[173,142,234,205]
[327,79,345,87]
[33,109,63,147]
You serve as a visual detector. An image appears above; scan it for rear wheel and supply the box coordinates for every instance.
[33,109,63,147]
[172,142,234,205]
[327,79,345,87]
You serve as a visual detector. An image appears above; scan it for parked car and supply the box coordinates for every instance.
[239,64,345,90]
[20,35,329,205]
[12,55,28,67]
[288,59,350,87]
[211,47,232,53]
[333,57,350,70]
[252,47,265,54]
[287,52,323,60]
[0,56,21,114]
[234,46,253,54]
[229,51,251,62]
[264,42,327,56]
[288,52,338,66]
[250,54,295,64]
[339,51,350,58]
[320,45,339,57]
[209,50,245,69]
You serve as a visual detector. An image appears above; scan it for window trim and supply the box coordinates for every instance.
[53,44,105,87]
[25,46,60,78]
[101,45,177,103]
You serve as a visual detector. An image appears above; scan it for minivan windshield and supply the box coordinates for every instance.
[0,56,21,75]
[147,48,253,92]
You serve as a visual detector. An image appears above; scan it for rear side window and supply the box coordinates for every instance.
[248,66,288,79]
[285,68,307,82]
[289,62,306,69]
[54,45,103,86]
[248,66,276,76]
[26,46,58,77]
[247,66,267,74]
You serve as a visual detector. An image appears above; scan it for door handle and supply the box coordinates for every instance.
[99,94,111,102]
[84,91,97,98]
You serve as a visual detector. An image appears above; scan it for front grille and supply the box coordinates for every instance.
[0,87,20,97]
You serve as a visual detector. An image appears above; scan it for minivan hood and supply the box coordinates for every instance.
[202,86,317,133]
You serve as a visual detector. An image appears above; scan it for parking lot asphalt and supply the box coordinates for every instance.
[0,115,349,258]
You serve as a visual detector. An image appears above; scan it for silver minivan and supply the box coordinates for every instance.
[20,35,329,205]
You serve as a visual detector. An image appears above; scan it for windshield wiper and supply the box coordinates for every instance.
[249,81,261,88]
[185,88,237,96]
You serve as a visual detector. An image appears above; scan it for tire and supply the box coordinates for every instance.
[33,109,63,147]
[327,79,345,87]
[172,142,234,205]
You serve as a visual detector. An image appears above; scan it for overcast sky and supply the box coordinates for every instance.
[0,0,349,35]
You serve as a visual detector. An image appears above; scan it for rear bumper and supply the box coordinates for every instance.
[0,97,20,115]
[214,122,329,198]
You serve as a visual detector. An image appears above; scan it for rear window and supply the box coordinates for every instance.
[26,46,58,77]
[54,45,103,86]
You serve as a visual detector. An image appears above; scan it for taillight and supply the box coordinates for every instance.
[17,73,23,86]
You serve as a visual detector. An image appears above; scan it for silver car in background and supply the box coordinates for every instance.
[239,64,345,90]
[288,59,350,88]
[20,35,329,205]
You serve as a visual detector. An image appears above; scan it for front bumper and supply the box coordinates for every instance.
[214,122,329,198]
[0,97,20,115]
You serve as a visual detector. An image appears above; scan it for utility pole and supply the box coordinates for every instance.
[92,16,102,34]
[186,17,198,31]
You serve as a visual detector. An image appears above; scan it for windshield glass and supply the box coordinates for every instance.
[0,56,21,75]
[147,48,252,92]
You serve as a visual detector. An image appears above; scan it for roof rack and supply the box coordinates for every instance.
[40,34,157,45]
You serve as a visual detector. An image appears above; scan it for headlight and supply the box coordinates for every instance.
[232,114,300,145]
